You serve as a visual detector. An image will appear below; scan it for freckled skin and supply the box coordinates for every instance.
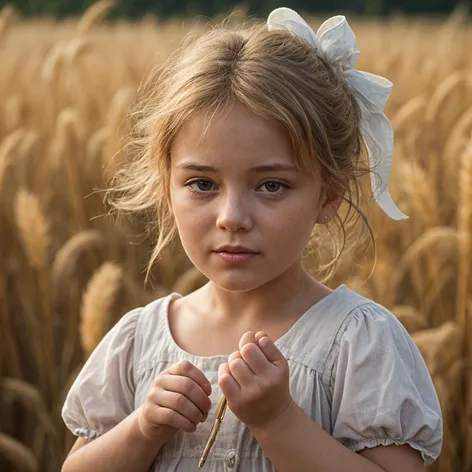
[169,101,335,293]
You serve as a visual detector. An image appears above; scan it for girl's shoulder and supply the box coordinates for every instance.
[323,289,443,465]
[132,292,175,333]
[285,284,414,377]
[131,292,181,377]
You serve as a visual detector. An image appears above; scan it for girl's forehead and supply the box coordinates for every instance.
[171,103,298,169]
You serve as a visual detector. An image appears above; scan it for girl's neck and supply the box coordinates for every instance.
[197,265,330,327]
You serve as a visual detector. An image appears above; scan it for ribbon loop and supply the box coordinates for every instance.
[267,7,407,220]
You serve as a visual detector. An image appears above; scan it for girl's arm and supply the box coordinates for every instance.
[62,407,170,472]
[62,359,212,472]
[249,399,424,472]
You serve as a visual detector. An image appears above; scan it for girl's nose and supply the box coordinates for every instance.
[216,192,253,232]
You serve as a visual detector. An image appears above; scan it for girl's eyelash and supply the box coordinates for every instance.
[259,180,290,195]
[184,179,216,193]
[184,178,290,195]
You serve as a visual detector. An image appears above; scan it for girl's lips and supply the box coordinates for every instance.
[214,251,259,263]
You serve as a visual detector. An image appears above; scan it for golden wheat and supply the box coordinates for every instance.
[51,229,107,291]
[457,137,472,333]
[412,321,462,376]
[0,433,37,472]
[2,378,57,443]
[0,5,18,43]
[391,305,427,333]
[77,0,115,35]
[13,189,49,271]
[1,4,472,471]
[390,96,426,136]
[80,262,123,357]
[0,129,26,191]
[426,72,466,124]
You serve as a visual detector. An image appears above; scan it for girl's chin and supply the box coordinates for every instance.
[203,272,273,293]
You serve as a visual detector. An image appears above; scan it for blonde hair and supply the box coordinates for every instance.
[107,20,375,283]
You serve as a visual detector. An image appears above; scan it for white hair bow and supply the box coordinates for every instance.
[267,7,408,220]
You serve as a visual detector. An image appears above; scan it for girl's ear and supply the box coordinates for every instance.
[316,189,344,225]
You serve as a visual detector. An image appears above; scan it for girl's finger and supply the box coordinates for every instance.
[255,332,283,363]
[239,331,256,350]
[240,341,270,376]
[218,362,240,398]
[150,405,197,433]
[159,374,211,415]
[151,390,204,425]
[219,362,231,377]
[228,350,242,364]
[166,361,212,396]
[228,356,254,389]
[255,331,269,343]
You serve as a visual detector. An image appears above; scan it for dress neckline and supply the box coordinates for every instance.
[161,284,348,363]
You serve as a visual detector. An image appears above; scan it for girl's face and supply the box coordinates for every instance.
[169,102,329,292]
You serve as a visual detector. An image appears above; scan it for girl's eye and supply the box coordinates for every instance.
[185,179,215,192]
[184,179,289,195]
[258,180,289,194]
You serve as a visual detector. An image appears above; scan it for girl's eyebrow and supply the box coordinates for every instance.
[175,161,298,173]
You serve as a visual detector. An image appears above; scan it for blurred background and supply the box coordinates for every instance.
[0,0,466,18]
[0,1,471,471]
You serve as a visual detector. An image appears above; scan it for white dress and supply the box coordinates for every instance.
[62,284,443,471]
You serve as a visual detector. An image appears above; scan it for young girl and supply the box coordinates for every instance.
[61,7,442,472]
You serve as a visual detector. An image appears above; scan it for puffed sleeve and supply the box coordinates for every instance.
[329,303,443,465]
[61,308,141,440]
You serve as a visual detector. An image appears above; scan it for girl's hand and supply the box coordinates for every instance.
[218,331,292,430]
[138,361,212,439]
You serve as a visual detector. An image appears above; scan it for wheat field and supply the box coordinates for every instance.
[0,2,471,471]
